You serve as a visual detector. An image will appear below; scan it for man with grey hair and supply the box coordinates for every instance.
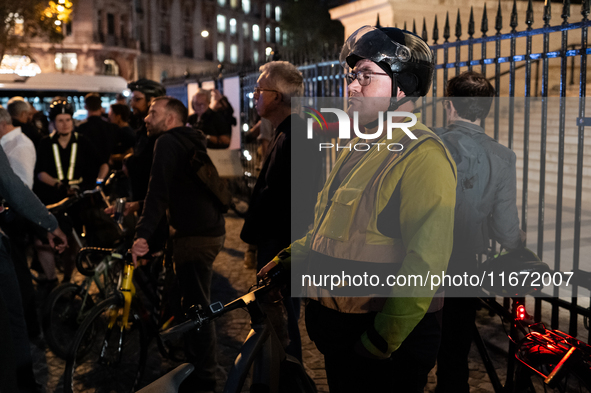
[7,99,42,146]
[241,61,321,362]
[187,88,230,148]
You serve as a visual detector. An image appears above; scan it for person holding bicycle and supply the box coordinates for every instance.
[33,98,107,283]
[259,26,457,392]
[131,96,226,393]
[433,71,525,393]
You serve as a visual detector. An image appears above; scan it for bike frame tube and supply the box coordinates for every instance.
[223,300,285,393]
[120,263,135,330]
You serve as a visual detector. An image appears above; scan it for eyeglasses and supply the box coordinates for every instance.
[253,87,278,96]
[345,70,390,86]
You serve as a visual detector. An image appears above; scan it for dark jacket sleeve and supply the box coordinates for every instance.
[135,134,179,241]
[0,148,58,232]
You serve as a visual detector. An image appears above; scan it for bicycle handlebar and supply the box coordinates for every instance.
[160,264,287,341]
[46,186,104,215]
[76,247,121,276]
[159,313,206,342]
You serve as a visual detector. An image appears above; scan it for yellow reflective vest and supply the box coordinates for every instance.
[276,114,457,358]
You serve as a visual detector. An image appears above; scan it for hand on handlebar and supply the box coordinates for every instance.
[257,261,278,279]
[131,237,150,267]
[104,201,140,217]
[48,227,68,253]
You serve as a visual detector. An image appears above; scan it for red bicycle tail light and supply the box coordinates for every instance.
[516,304,526,320]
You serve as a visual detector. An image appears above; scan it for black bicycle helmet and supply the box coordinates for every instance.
[127,79,166,99]
[340,26,435,99]
[480,248,550,297]
[48,98,74,121]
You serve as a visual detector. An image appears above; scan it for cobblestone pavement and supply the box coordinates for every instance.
[32,213,522,392]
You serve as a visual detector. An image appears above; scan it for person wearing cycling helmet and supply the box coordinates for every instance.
[35,98,107,203]
[259,26,457,392]
[123,79,167,220]
[34,97,106,283]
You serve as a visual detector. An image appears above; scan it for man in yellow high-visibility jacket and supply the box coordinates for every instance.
[260,26,457,392]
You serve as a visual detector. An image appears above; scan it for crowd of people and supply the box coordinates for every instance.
[0,24,526,393]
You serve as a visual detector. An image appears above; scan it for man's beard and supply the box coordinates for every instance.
[147,120,166,137]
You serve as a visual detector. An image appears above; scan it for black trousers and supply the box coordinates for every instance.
[435,297,479,393]
[306,300,442,393]
[174,235,225,393]
[257,237,303,363]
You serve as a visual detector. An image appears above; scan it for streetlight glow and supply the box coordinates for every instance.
[201,30,209,38]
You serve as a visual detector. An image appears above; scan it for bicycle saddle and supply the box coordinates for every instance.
[136,363,194,393]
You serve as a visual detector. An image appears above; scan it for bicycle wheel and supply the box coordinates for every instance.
[63,295,148,393]
[41,282,99,359]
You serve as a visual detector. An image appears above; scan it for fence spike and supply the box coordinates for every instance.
[469,6,475,37]
[562,0,571,22]
[455,9,462,39]
[495,0,503,32]
[510,0,518,30]
[481,3,489,35]
[583,0,590,19]
[404,20,407,31]
[444,11,450,41]
[376,14,381,28]
[413,19,417,35]
[422,17,428,42]
[544,0,552,26]
[526,0,534,27]
[433,14,439,43]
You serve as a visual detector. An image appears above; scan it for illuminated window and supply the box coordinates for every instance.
[253,50,259,64]
[217,0,226,6]
[230,0,238,8]
[243,22,249,37]
[275,6,281,21]
[229,18,236,35]
[230,44,238,63]
[275,27,280,44]
[8,13,24,36]
[55,53,78,72]
[0,55,41,77]
[252,24,259,41]
[217,41,225,62]
[103,59,120,75]
[265,26,271,42]
[217,14,226,33]
[242,0,250,14]
[265,3,271,18]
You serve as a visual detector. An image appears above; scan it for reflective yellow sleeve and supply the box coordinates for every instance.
[364,139,457,357]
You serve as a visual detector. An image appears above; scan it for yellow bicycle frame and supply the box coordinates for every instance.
[108,262,136,330]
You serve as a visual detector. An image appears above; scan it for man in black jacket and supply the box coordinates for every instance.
[76,93,119,167]
[240,61,321,362]
[187,88,231,149]
[131,96,225,393]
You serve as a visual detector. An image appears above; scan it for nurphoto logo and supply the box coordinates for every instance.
[303,106,418,151]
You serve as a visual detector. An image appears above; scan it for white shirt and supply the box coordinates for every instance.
[0,127,36,189]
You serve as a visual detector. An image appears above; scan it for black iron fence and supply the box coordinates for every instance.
[233,0,591,341]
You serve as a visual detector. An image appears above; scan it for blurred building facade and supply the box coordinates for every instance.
[10,0,285,81]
